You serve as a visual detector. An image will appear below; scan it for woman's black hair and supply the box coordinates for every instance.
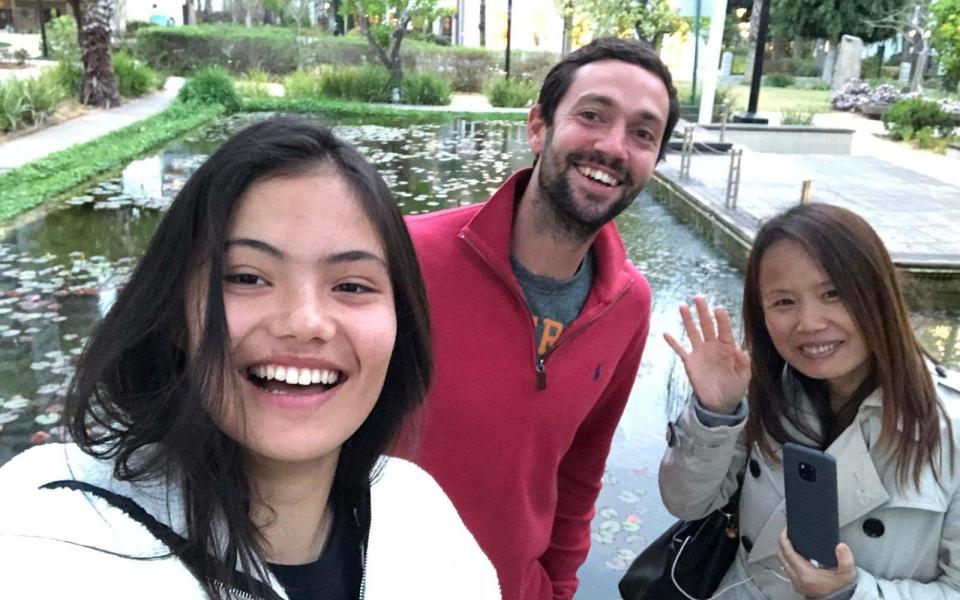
[64,116,432,596]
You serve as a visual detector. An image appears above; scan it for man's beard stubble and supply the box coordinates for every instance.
[533,138,645,244]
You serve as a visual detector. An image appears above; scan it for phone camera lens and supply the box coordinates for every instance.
[799,462,817,482]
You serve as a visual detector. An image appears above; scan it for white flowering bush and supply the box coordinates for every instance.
[830,78,873,111]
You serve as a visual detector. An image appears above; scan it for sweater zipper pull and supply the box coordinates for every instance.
[536,357,546,390]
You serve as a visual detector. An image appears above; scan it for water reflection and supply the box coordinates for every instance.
[0,114,956,598]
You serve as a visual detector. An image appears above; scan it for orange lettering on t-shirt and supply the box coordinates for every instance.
[538,318,564,355]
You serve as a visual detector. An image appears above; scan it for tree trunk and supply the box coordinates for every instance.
[911,40,928,92]
[204,0,212,17]
[741,0,763,85]
[69,0,120,108]
[479,0,485,47]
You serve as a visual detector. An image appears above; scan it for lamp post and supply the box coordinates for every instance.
[504,0,512,79]
[733,0,770,124]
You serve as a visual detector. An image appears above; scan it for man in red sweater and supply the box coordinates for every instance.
[403,38,680,600]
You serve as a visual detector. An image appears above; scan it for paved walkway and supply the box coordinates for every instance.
[657,111,960,271]
[657,152,960,267]
[0,77,184,171]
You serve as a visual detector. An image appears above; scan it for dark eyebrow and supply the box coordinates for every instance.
[226,239,387,269]
[326,250,388,270]
[226,238,284,258]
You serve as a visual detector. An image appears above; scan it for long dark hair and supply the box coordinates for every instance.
[742,203,951,489]
[64,117,432,596]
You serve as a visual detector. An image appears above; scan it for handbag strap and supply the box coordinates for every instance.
[40,479,284,600]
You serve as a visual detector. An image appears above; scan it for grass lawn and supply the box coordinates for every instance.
[675,82,832,115]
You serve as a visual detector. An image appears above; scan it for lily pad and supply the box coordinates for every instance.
[34,413,60,426]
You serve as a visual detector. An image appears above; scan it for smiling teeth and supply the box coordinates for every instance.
[801,343,838,357]
[251,365,340,386]
[576,165,619,186]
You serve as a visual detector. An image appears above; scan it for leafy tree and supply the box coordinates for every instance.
[558,0,684,48]
[340,0,440,87]
[769,0,907,44]
[932,0,960,90]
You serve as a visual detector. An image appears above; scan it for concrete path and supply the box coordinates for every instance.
[656,151,960,267]
[813,111,960,188]
[0,77,184,171]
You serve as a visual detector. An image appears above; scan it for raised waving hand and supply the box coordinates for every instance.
[663,295,751,415]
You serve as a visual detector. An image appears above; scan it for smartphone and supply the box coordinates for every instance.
[783,442,839,568]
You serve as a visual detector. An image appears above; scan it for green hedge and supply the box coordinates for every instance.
[136,25,558,92]
[0,103,224,221]
[136,24,300,75]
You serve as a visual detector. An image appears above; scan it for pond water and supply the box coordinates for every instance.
[0,113,957,598]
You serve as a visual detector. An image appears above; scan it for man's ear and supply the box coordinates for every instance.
[527,104,547,157]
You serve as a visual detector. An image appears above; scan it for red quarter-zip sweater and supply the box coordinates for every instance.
[401,169,652,600]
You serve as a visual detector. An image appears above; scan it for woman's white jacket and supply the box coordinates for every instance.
[0,443,501,600]
[659,375,960,599]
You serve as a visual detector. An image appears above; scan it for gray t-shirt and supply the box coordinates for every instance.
[511,251,594,356]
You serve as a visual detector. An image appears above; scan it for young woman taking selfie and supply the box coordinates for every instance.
[0,118,500,600]
[660,203,960,599]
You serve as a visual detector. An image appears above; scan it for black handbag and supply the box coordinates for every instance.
[619,482,742,600]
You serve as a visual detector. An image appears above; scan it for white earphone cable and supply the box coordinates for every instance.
[669,534,791,600]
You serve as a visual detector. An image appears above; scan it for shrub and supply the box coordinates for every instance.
[47,14,79,61]
[244,68,272,84]
[282,69,322,99]
[912,126,948,151]
[831,78,872,111]
[14,48,29,65]
[868,83,903,106]
[177,66,241,110]
[765,72,794,88]
[780,109,818,125]
[0,70,66,133]
[882,98,955,140]
[401,72,452,105]
[112,51,158,97]
[52,60,83,97]
[485,77,537,108]
[137,25,299,75]
[319,65,392,103]
[124,20,153,37]
[238,68,273,99]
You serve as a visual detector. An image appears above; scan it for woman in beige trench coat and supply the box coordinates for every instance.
[659,203,960,599]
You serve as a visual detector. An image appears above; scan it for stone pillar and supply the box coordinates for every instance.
[898,61,912,85]
[720,51,734,77]
[831,34,864,91]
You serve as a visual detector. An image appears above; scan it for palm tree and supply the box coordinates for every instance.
[68,0,120,108]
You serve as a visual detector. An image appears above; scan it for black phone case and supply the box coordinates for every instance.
[783,443,839,568]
